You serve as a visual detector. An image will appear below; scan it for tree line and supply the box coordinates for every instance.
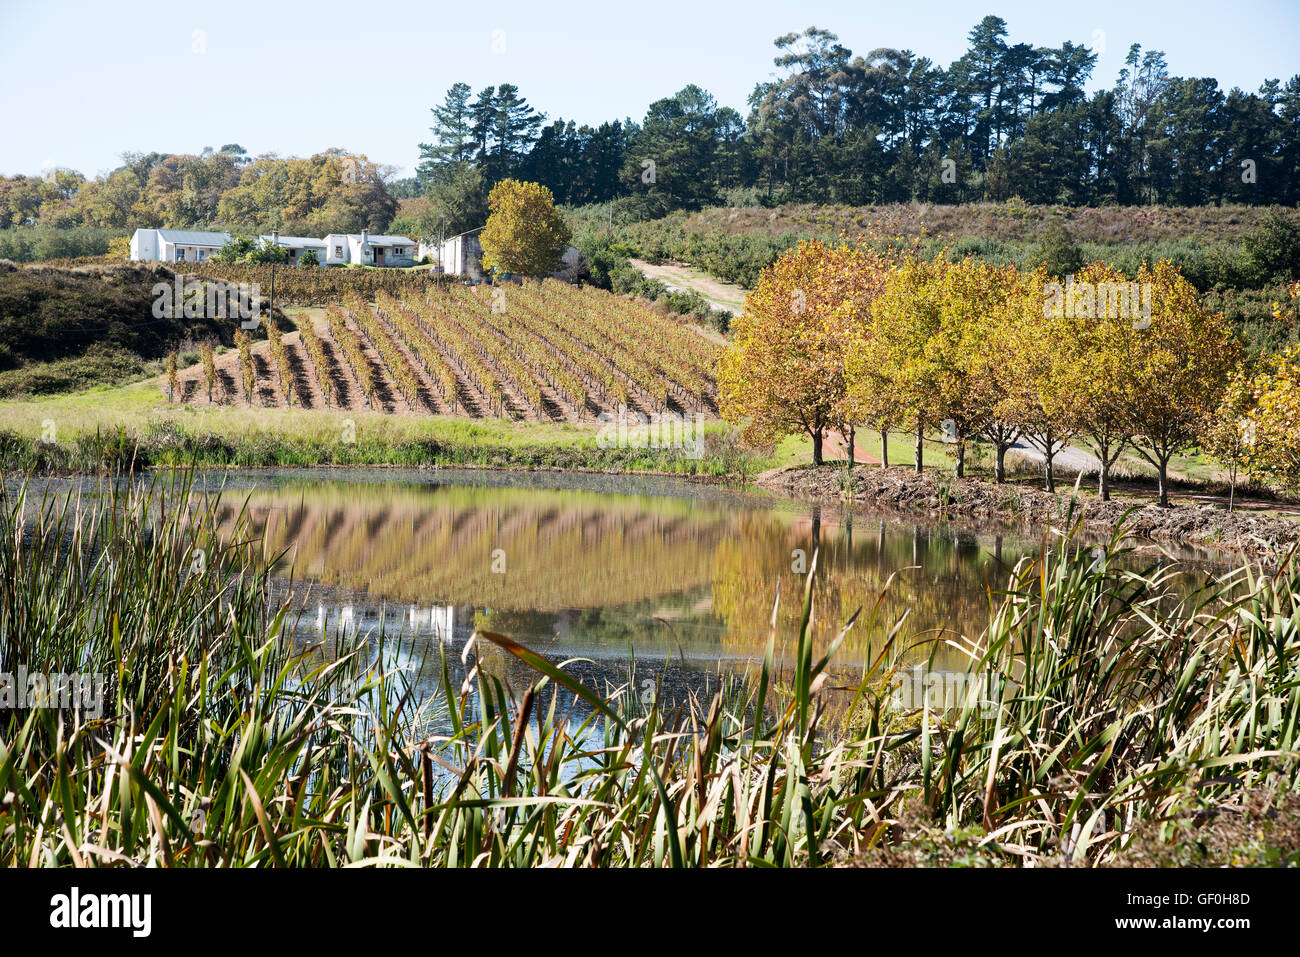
[406,16,1300,236]
[0,146,397,236]
[718,240,1300,506]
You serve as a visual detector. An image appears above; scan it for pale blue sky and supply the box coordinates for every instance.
[1,0,1296,179]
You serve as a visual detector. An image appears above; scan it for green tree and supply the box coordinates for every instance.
[419,163,489,238]
[1027,221,1084,277]
[625,86,728,211]
[1241,208,1300,285]
[417,82,478,187]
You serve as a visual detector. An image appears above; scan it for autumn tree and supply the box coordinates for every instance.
[200,342,217,404]
[864,256,945,473]
[845,302,902,469]
[1126,260,1241,506]
[1202,368,1255,510]
[967,264,1043,483]
[831,245,893,468]
[997,269,1077,492]
[864,256,1015,476]
[861,256,1035,482]
[935,259,1027,477]
[216,150,397,235]
[1050,262,1142,500]
[166,351,178,403]
[1244,347,1300,489]
[1245,282,1300,489]
[719,239,877,465]
[478,179,571,277]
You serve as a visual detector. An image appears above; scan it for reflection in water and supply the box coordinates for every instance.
[11,469,1229,755]
[209,472,1065,679]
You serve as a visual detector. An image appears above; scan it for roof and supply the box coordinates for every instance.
[321,233,415,246]
[259,235,327,247]
[356,234,415,246]
[151,228,232,246]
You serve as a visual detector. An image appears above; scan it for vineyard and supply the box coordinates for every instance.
[186,261,447,306]
[170,279,720,421]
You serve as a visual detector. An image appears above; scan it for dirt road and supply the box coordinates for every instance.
[628,259,747,315]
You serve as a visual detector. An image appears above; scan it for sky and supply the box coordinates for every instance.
[1,0,1297,180]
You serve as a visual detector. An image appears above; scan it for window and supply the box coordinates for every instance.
[198,249,206,261]
[394,247,405,255]
[335,246,343,256]
[176,248,186,261]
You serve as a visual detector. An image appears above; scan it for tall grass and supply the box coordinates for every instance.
[0,422,767,479]
[1,476,1297,867]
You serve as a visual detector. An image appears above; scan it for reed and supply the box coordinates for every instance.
[1,478,1297,867]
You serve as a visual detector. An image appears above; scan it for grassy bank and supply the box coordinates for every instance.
[0,381,765,477]
[2,475,1298,866]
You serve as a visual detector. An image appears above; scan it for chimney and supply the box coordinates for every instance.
[272,230,279,245]
[361,229,369,244]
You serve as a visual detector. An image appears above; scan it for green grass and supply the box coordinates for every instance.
[3,478,1298,867]
[0,381,768,477]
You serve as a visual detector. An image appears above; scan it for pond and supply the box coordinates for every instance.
[183,468,1228,713]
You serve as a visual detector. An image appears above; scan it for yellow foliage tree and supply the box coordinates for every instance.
[478,180,571,277]
[718,240,881,466]
[1201,368,1256,509]
[1245,347,1300,488]
[1126,260,1241,506]
[932,259,1026,478]
[1049,262,1144,500]
[861,256,945,473]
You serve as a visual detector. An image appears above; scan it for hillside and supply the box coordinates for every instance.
[580,201,1300,355]
[0,260,234,396]
[170,281,719,421]
[623,202,1300,246]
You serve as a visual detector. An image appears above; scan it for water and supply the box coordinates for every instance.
[188,468,1226,703]
[9,467,1233,734]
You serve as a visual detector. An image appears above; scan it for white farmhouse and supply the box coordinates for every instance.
[130,228,232,264]
[323,230,418,267]
[258,231,328,266]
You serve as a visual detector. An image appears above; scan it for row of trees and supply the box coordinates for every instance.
[720,240,1299,505]
[0,147,397,235]
[407,16,1300,232]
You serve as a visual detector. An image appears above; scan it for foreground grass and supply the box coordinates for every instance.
[1,473,1298,867]
[0,382,764,477]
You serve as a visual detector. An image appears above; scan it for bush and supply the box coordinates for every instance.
[0,261,229,369]
[1241,208,1300,285]
[1026,222,1084,277]
[0,226,128,262]
[0,344,145,397]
